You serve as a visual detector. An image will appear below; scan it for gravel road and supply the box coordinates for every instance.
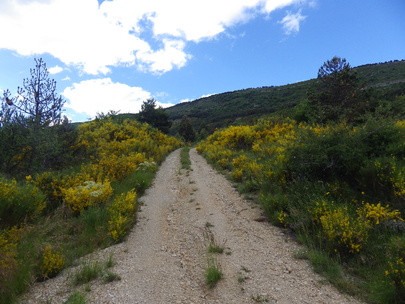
[20,148,363,303]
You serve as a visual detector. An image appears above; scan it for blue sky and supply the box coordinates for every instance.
[1,0,404,122]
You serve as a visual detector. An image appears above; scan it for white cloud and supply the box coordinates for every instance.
[48,65,63,74]
[0,0,307,75]
[62,78,151,118]
[158,101,175,108]
[262,0,301,13]
[278,10,306,35]
[137,39,191,75]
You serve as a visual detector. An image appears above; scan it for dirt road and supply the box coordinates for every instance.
[20,148,362,303]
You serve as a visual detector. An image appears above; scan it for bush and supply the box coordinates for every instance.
[0,177,45,228]
[40,245,65,279]
[62,180,113,214]
[197,117,405,302]
[108,190,137,242]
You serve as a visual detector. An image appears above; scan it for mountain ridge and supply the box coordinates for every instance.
[165,59,405,134]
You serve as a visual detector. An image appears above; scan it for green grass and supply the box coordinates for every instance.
[72,261,103,286]
[103,270,121,283]
[180,147,191,170]
[64,292,86,304]
[111,169,155,197]
[105,254,116,268]
[208,244,224,254]
[241,266,251,273]
[237,276,245,283]
[205,260,223,288]
[203,226,225,254]
[71,255,120,289]
[252,294,269,302]
[205,222,214,228]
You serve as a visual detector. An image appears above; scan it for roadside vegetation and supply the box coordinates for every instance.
[0,114,181,302]
[197,58,405,303]
[0,61,182,303]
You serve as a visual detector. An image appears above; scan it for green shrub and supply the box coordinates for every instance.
[73,206,111,254]
[65,292,86,304]
[108,190,137,242]
[40,245,65,279]
[0,177,45,228]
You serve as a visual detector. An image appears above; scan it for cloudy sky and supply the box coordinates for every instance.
[0,0,404,122]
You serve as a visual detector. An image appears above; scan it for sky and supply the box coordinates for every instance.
[0,0,404,122]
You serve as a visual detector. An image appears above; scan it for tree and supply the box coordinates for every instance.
[178,115,196,142]
[0,58,67,175]
[317,56,351,78]
[307,56,367,122]
[2,58,64,128]
[138,98,172,134]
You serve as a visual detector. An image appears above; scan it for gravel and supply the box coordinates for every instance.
[19,148,363,304]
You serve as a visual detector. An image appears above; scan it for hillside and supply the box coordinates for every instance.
[165,60,405,134]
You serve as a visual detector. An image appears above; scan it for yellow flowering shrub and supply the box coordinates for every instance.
[77,117,181,183]
[217,158,230,169]
[40,245,65,279]
[358,202,403,226]
[78,118,180,159]
[231,168,243,181]
[0,178,45,227]
[216,125,259,149]
[0,227,21,290]
[88,153,147,182]
[197,119,299,191]
[108,190,137,241]
[245,161,264,180]
[277,211,288,227]
[375,157,405,197]
[0,115,182,300]
[198,117,405,301]
[311,200,404,254]
[319,206,368,253]
[62,180,113,213]
[232,155,248,169]
[385,257,405,290]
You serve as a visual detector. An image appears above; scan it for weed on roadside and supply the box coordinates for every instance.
[103,270,121,283]
[241,266,251,273]
[205,259,223,288]
[252,294,269,302]
[202,227,226,254]
[72,261,103,286]
[105,254,116,268]
[64,291,86,304]
[208,244,224,254]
